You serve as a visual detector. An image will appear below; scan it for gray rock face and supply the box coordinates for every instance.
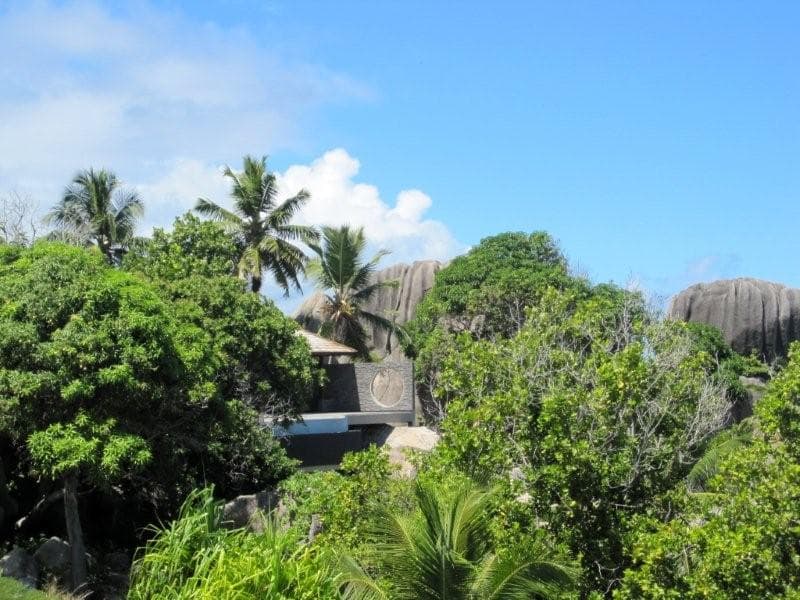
[295,260,442,357]
[667,278,800,362]
[222,489,283,533]
[33,537,70,581]
[1,547,39,588]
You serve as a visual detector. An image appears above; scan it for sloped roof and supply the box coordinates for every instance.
[296,329,358,356]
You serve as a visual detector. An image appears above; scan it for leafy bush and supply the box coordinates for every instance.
[342,480,577,600]
[124,214,323,420]
[279,446,410,560]
[404,232,614,423]
[0,242,299,575]
[408,231,584,342]
[128,487,341,600]
[426,288,738,593]
[611,343,800,598]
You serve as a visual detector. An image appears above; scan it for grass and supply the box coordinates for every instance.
[0,576,52,599]
[127,487,342,600]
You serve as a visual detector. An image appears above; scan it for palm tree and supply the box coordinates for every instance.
[194,155,317,294]
[307,225,398,359]
[341,481,577,600]
[45,168,143,263]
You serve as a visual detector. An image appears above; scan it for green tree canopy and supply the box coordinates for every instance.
[617,344,800,598]
[342,480,577,600]
[0,242,303,590]
[406,231,608,422]
[424,286,738,594]
[409,231,586,343]
[124,214,322,420]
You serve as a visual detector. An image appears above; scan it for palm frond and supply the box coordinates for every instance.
[352,279,399,303]
[357,309,397,338]
[472,554,578,600]
[45,168,144,260]
[338,555,390,600]
[267,190,311,227]
[194,198,243,227]
[687,420,754,492]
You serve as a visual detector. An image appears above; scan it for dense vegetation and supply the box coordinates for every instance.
[0,237,315,591]
[1,166,797,599]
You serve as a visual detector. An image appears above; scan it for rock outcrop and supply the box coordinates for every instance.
[0,547,39,588]
[33,537,71,583]
[295,260,442,357]
[222,489,284,533]
[667,278,800,362]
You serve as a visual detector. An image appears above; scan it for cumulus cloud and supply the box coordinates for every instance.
[0,1,461,278]
[138,149,463,264]
[278,149,463,262]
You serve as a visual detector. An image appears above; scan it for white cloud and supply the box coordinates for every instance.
[138,148,463,264]
[0,2,461,290]
[137,159,230,232]
[278,149,463,262]
[0,1,371,204]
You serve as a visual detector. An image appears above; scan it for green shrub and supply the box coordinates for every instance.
[128,487,341,600]
[279,446,411,560]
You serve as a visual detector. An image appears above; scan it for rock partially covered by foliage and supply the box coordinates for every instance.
[295,258,442,357]
[668,278,800,362]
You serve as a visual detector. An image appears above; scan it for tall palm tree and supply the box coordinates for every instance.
[45,168,143,263]
[341,481,577,600]
[194,155,317,294]
[307,225,398,359]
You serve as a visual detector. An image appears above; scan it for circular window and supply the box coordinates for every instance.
[370,368,405,408]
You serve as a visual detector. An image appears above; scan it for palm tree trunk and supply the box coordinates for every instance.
[63,474,88,592]
[251,274,262,293]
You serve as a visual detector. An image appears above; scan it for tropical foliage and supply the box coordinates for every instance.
[342,481,577,600]
[1,161,794,600]
[0,241,304,589]
[405,232,595,421]
[128,487,341,600]
[194,155,317,294]
[616,346,800,598]
[45,169,143,263]
[306,225,397,358]
[123,214,323,422]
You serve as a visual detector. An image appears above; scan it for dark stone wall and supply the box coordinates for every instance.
[317,360,414,413]
[280,431,363,466]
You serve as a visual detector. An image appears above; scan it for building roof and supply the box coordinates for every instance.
[296,329,359,356]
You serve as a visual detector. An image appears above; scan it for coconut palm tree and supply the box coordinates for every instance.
[341,481,577,600]
[194,155,317,295]
[45,168,143,263]
[307,225,398,359]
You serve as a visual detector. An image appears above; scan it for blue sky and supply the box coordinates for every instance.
[1,1,798,306]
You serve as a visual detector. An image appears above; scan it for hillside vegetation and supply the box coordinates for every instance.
[1,165,797,598]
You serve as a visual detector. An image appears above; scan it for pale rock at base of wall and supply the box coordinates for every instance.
[33,537,70,582]
[364,425,441,478]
